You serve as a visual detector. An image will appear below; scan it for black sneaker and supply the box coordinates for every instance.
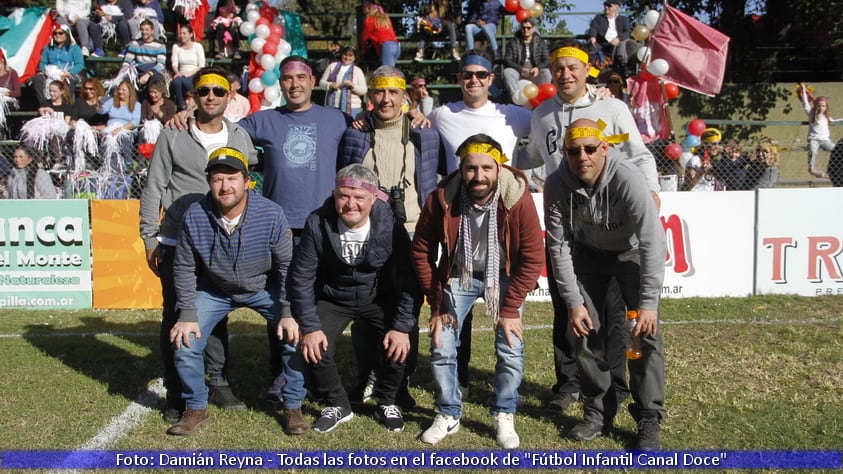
[637,417,661,450]
[208,385,245,410]
[547,392,578,413]
[375,404,405,432]
[567,420,603,441]
[312,406,354,433]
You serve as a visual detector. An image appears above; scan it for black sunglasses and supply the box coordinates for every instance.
[195,86,228,98]
[565,144,601,157]
[461,70,490,79]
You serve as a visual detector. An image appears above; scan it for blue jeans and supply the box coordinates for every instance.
[465,23,498,52]
[380,41,401,67]
[173,288,306,410]
[430,276,523,418]
[172,76,194,110]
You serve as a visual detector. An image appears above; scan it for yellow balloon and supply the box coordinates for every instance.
[529,2,544,18]
[523,83,539,99]
[631,24,650,42]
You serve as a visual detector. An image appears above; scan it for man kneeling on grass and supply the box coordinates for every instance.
[168,146,301,436]
[288,164,420,433]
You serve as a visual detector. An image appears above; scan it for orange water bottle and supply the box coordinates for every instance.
[626,310,642,360]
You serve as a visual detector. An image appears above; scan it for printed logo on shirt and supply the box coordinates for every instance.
[341,239,370,265]
[283,124,318,170]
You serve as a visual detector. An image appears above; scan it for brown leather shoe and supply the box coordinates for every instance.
[167,408,210,436]
[283,408,309,435]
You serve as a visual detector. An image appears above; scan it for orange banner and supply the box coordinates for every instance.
[91,200,161,309]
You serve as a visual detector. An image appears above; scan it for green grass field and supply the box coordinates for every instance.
[1,295,841,472]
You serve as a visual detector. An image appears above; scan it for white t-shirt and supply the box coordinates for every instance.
[604,17,618,43]
[338,219,371,265]
[191,121,229,155]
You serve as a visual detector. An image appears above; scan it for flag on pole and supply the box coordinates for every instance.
[649,5,730,96]
[0,7,55,83]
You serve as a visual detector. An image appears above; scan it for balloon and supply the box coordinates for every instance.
[537,83,557,101]
[648,58,669,77]
[504,0,519,13]
[528,97,542,108]
[245,3,259,12]
[644,10,660,30]
[255,17,271,28]
[664,82,679,99]
[263,85,281,102]
[263,40,278,57]
[519,0,535,9]
[529,2,544,17]
[259,53,276,71]
[266,32,282,45]
[665,143,683,160]
[523,83,539,99]
[511,89,528,106]
[239,21,255,37]
[681,135,701,151]
[260,69,278,86]
[255,23,270,39]
[278,39,292,56]
[631,24,650,42]
[269,23,284,38]
[515,8,531,22]
[247,10,260,23]
[248,77,265,93]
[636,46,650,63]
[687,118,707,136]
[678,151,694,168]
[250,37,266,54]
[274,46,288,62]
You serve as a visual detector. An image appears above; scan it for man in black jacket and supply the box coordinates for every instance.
[502,18,551,99]
[587,0,638,74]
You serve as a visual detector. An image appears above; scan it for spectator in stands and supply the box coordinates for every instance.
[171,23,206,111]
[56,0,105,57]
[360,0,401,67]
[464,0,501,59]
[681,153,721,192]
[99,79,141,183]
[414,0,461,62]
[71,78,108,130]
[799,82,839,178]
[224,72,251,122]
[747,137,779,189]
[94,0,134,51]
[211,0,243,59]
[37,80,74,123]
[408,77,436,116]
[587,0,637,74]
[319,45,367,117]
[128,0,165,41]
[0,50,21,105]
[315,41,342,79]
[1,145,57,199]
[142,79,177,123]
[124,19,167,87]
[599,69,627,103]
[713,139,749,190]
[502,18,551,100]
[32,24,84,107]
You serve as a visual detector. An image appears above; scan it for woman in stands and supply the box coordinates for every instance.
[37,81,74,123]
[99,79,141,173]
[1,145,57,199]
[319,45,367,117]
[360,0,400,67]
[171,23,205,111]
[0,51,21,107]
[31,24,85,107]
[142,79,177,124]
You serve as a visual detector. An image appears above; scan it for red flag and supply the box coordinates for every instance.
[627,74,671,143]
[649,5,730,96]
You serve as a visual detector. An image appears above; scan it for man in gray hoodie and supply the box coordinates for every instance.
[544,118,666,450]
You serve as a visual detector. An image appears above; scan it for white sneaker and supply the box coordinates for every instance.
[420,413,459,445]
[81,46,90,57]
[414,51,424,62]
[493,412,520,449]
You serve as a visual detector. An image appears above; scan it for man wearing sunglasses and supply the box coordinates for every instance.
[544,118,666,450]
[140,67,258,425]
[523,40,660,422]
[501,18,551,100]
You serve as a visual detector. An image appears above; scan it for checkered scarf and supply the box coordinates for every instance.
[458,184,501,323]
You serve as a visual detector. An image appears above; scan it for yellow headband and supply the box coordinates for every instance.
[209,146,248,168]
[195,74,230,92]
[369,77,406,90]
[589,66,600,78]
[565,119,629,144]
[553,47,589,64]
[459,143,508,164]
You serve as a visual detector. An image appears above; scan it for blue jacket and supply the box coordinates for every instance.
[339,118,444,209]
[39,43,85,75]
[174,190,294,322]
[288,197,420,335]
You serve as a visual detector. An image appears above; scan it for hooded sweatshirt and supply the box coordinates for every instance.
[543,148,666,311]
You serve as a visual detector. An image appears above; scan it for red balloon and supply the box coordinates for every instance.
[263,41,278,56]
[688,118,706,137]
[665,143,683,160]
[505,0,519,13]
[537,83,557,101]
[515,8,531,22]
[256,17,272,28]
[528,97,542,108]
[270,24,284,38]
[664,82,679,100]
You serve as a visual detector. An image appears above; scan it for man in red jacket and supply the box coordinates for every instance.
[411,133,544,449]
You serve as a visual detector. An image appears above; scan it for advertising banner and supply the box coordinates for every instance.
[0,200,91,309]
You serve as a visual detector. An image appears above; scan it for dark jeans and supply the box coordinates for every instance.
[216,24,241,53]
[157,244,230,403]
[311,300,405,410]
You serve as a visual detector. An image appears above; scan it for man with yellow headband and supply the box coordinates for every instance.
[140,67,258,424]
[411,133,544,449]
[544,118,666,449]
[168,146,295,436]
[523,39,659,417]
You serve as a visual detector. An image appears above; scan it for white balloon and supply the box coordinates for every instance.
[678,152,694,169]
[239,21,255,37]
[511,90,528,106]
[245,2,259,12]
[274,47,288,62]
[250,37,266,54]
[648,58,669,77]
[278,39,292,56]
[259,53,277,71]
[247,10,261,23]
[644,10,660,30]
[519,0,535,9]
[263,85,281,102]
[248,77,265,93]
[637,46,651,63]
[255,24,271,39]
